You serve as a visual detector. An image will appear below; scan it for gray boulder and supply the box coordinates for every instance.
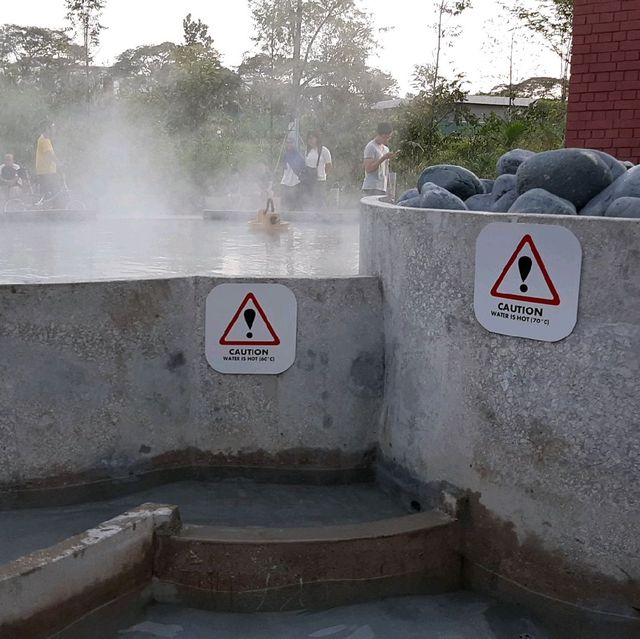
[581,165,640,216]
[623,161,635,170]
[398,188,419,203]
[497,149,536,175]
[591,150,627,181]
[480,178,495,194]
[492,174,517,199]
[491,189,519,213]
[516,148,615,210]
[605,197,640,219]
[466,193,495,211]
[400,196,423,208]
[508,188,577,216]
[417,164,484,201]
[404,182,468,211]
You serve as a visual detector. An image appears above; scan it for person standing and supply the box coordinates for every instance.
[302,132,332,209]
[36,121,60,201]
[280,138,305,211]
[0,154,22,199]
[362,122,398,197]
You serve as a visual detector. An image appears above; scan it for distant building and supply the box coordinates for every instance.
[373,95,534,120]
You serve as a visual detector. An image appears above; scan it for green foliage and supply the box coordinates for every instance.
[0,24,81,87]
[248,0,390,115]
[395,99,567,186]
[394,72,473,173]
[0,4,569,211]
[490,76,566,100]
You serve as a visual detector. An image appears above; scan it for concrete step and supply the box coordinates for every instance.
[153,510,461,612]
[0,480,408,566]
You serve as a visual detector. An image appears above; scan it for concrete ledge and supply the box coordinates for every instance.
[0,276,383,491]
[203,209,359,224]
[153,511,461,612]
[0,503,180,639]
[361,199,640,633]
[1,210,96,222]
[0,456,375,510]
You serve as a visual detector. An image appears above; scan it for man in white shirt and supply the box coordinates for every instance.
[362,122,398,196]
[303,132,332,209]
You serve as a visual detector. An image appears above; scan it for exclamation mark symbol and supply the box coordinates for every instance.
[518,256,533,293]
[244,309,256,339]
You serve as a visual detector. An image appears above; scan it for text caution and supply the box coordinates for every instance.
[474,222,582,342]
[206,283,297,374]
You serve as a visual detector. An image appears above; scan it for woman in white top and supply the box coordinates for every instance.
[302,132,332,210]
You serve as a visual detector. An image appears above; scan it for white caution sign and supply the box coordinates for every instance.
[474,222,582,342]
[206,283,297,374]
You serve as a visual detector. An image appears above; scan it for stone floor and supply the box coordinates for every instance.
[109,593,549,639]
[0,479,406,565]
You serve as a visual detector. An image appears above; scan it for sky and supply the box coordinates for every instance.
[1,1,561,94]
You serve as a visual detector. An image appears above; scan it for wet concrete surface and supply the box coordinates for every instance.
[102,593,549,638]
[0,480,405,565]
[0,216,359,283]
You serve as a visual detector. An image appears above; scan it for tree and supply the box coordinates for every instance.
[398,1,473,169]
[247,0,396,178]
[490,76,567,100]
[248,0,380,120]
[506,0,573,102]
[428,1,473,100]
[112,42,175,85]
[65,0,107,102]
[0,24,79,85]
[167,14,239,130]
[396,70,472,174]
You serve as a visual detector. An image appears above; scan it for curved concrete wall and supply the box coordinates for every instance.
[361,199,640,629]
[0,277,383,493]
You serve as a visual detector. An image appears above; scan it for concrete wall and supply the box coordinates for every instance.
[361,200,640,626]
[0,277,383,491]
[566,0,640,162]
[0,504,178,639]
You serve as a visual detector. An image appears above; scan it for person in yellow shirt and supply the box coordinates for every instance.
[36,121,60,200]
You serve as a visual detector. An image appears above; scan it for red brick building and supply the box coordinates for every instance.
[565,0,640,162]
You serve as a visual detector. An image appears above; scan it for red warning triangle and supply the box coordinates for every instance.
[219,293,281,346]
[490,234,560,306]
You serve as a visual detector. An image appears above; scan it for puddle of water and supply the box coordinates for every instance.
[0,216,359,283]
[59,594,552,639]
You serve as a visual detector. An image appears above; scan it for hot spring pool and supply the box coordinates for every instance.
[0,213,359,283]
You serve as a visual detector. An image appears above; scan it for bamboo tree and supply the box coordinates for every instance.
[65,0,107,105]
[506,0,574,102]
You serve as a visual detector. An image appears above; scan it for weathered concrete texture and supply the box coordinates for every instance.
[192,277,383,468]
[153,511,460,612]
[0,503,179,639]
[0,277,383,489]
[360,199,640,626]
[0,480,406,565]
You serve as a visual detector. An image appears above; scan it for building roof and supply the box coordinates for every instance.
[373,94,535,110]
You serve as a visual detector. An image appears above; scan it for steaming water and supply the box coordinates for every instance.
[0,216,359,284]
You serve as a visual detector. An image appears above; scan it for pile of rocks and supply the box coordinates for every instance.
[397,148,640,218]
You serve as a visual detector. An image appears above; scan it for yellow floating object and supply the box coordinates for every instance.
[249,198,290,231]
